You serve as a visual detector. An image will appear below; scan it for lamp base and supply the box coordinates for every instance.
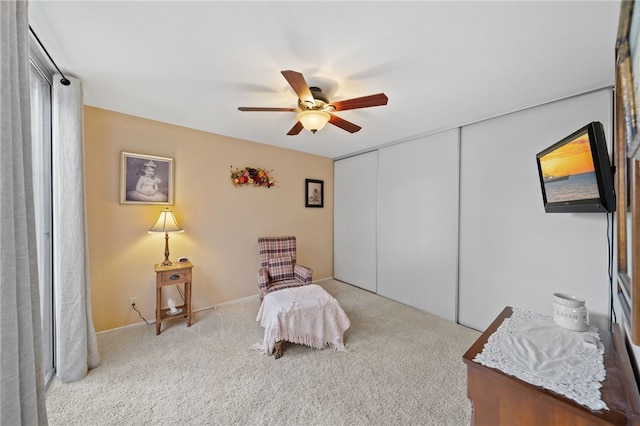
[160,232,173,266]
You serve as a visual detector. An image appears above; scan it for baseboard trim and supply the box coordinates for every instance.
[98,276,337,335]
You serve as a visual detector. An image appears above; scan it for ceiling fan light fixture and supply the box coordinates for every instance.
[297,110,330,133]
[238,70,388,135]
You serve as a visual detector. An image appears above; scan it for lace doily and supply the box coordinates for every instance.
[474,308,608,411]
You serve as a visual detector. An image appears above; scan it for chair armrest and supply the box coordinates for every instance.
[294,264,313,284]
[258,267,270,291]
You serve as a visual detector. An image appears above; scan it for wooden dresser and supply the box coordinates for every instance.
[463,307,640,425]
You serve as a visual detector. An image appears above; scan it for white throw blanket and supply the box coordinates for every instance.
[256,284,350,354]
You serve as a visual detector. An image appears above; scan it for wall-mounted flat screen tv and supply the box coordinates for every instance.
[536,121,615,213]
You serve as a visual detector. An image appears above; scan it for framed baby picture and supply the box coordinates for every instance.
[120,152,174,205]
[305,179,324,208]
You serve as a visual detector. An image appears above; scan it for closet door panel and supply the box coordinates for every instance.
[458,89,613,331]
[377,130,459,321]
[334,151,377,292]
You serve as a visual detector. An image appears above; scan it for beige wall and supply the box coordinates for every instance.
[84,107,334,332]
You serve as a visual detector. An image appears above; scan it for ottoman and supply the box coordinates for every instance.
[256,284,350,358]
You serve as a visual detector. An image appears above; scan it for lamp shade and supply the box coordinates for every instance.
[297,110,330,133]
[149,208,184,233]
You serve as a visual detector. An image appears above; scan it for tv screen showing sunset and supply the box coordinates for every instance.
[539,133,599,203]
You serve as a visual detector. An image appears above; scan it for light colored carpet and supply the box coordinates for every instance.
[45,279,481,425]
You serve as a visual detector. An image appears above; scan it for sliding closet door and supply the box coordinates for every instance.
[377,130,460,321]
[458,89,613,331]
[334,151,377,292]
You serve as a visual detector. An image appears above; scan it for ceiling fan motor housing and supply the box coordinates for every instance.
[301,87,332,111]
[309,87,328,103]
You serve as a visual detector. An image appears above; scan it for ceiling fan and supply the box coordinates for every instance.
[238,70,388,135]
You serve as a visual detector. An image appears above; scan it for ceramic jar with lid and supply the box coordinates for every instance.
[553,293,588,331]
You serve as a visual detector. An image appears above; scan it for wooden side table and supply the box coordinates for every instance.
[463,307,640,425]
[154,261,193,335]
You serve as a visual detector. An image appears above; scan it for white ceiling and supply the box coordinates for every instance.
[28,1,620,159]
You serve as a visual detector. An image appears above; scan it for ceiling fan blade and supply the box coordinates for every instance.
[331,93,388,111]
[287,121,304,136]
[281,70,314,106]
[238,107,296,112]
[329,114,362,133]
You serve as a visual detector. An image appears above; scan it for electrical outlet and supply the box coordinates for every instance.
[129,297,137,308]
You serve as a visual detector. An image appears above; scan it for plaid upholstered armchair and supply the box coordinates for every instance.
[257,236,313,300]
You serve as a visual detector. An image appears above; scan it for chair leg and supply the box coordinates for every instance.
[274,341,283,359]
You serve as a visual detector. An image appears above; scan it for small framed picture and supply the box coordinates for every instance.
[305,179,324,208]
[120,152,174,205]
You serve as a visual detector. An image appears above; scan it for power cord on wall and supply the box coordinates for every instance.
[608,212,617,325]
[131,302,151,325]
[176,286,185,303]
[129,285,183,326]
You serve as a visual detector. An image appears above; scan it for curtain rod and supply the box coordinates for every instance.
[29,26,70,86]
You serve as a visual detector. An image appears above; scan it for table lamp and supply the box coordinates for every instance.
[149,208,184,266]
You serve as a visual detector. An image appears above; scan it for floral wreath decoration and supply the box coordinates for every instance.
[230,166,275,188]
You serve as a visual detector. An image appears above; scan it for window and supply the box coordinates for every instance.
[29,49,55,386]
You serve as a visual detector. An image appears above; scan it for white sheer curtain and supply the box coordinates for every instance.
[0,1,49,424]
[52,75,101,382]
